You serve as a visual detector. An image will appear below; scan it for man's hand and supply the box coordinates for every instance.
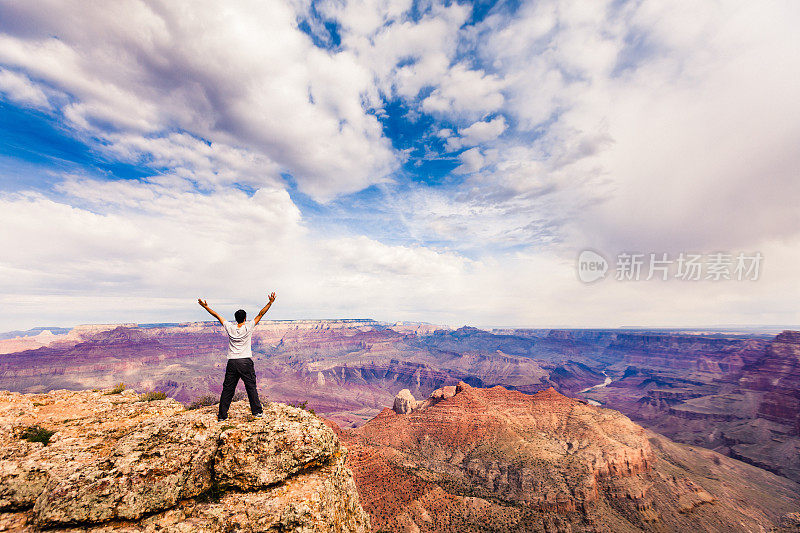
[254,291,276,326]
[198,298,224,325]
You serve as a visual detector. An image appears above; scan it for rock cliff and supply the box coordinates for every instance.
[740,331,800,425]
[584,330,800,482]
[0,389,369,532]
[331,383,800,532]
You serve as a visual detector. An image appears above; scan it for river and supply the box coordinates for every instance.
[579,372,612,406]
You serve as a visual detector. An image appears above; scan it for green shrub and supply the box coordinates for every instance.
[289,400,316,415]
[232,391,245,402]
[104,383,125,395]
[187,395,219,410]
[139,391,167,402]
[20,425,55,446]
[198,479,225,503]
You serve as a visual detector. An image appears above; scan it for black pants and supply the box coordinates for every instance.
[218,357,262,419]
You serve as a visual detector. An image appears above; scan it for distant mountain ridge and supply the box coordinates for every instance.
[0,327,73,341]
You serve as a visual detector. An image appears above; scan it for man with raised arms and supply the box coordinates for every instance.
[197,292,276,421]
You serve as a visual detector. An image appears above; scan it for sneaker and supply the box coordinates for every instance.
[217,416,227,421]
[253,412,264,418]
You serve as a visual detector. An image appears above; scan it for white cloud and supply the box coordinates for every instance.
[315,0,415,37]
[0,181,304,292]
[98,132,283,190]
[441,0,800,257]
[0,0,398,200]
[322,1,470,100]
[421,63,505,117]
[453,147,484,174]
[0,68,50,108]
[557,0,800,252]
[0,174,798,331]
[1,0,799,330]
[0,177,476,328]
[445,116,507,151]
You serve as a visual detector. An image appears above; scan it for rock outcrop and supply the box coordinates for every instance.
[391,389,421,414]
[0,389,369,532]
[333,384,800,532]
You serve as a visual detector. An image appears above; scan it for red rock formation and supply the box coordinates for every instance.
[332,384,800,532]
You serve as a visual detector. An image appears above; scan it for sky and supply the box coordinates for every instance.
[0,0,798,331]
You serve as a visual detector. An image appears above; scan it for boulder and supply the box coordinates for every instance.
[392,389,421,414]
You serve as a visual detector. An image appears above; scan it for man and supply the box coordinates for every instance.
[197,292,276,421]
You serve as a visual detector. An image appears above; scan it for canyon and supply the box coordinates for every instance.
[0,321,589,428]
[1,321,799,486]
[577,329,800,482]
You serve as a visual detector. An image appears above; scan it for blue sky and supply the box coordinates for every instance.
[0,0,798,331]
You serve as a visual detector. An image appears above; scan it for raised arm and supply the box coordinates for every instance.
[253,292,276,326]
[198,299,225,326]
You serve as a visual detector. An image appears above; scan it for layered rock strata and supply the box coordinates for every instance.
[331,383,800,532]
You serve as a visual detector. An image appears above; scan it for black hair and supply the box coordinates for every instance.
[234,309,246,324]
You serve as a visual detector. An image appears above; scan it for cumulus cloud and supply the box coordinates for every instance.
[0,172,798,330]
[320,0,470,100]
[445,116,507,151]
[575,1,800,252]
[453,147,485,174]
[421,63,505,118]
[0,0,397,199]
[0,180,303,294]
[1,0,798,330]
[98,132,283,190]
[419,0,800,257]
[395,182,564,253]
[0,176,478,328]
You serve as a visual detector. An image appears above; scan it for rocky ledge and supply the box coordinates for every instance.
[0,389,369,532]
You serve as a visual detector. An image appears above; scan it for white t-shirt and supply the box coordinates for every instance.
[223,320,256,359]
